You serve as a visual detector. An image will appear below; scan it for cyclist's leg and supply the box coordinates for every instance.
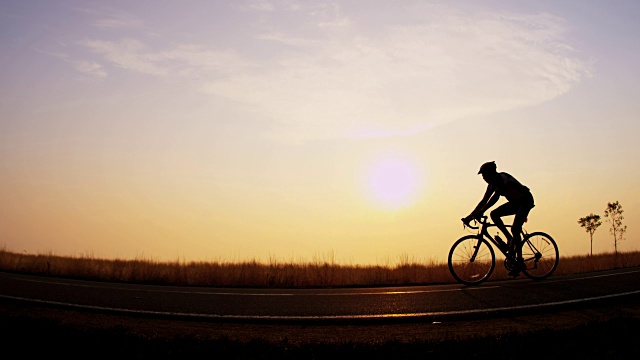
[492,203,525,277]
[511,207,531,260]
[490,203,517,243]
[511,192,535,261]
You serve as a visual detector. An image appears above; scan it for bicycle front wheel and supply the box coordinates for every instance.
[521,232,559,280]
[448,235,496,286]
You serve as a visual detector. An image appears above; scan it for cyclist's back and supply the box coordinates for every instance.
[491,172,530,203]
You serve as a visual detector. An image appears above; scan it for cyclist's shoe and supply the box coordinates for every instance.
[508,259,526,277]
[508,268,521,277]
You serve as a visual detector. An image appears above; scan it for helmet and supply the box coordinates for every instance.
[478,161,497,175]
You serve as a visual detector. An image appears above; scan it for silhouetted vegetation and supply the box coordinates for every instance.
[578,213,602,256]
[604,201,627,255]
[1,247,639,288]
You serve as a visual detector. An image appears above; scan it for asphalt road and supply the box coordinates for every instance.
[1,267,639,323]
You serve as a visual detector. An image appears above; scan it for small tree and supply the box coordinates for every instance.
[578,213,602,256]
[604,201,627,255]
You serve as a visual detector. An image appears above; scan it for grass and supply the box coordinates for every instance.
[1,247,639,287]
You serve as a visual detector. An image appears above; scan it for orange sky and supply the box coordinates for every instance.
[1,1,639,265]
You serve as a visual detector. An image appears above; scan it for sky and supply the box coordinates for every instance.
[1,0,639,265]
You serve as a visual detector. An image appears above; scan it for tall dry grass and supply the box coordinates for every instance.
[1,247,639,288]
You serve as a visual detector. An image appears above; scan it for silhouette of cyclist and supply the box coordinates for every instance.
[463,161,535,277]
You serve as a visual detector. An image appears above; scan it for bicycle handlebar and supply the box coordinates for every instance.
[461,215,488,230]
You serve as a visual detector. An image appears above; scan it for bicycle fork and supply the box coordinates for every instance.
[470,237,483,262]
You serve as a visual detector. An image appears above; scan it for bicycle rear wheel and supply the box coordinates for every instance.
[448,235,496,285]
[521,232,559,280]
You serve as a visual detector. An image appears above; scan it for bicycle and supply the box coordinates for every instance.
[448,216,559,285]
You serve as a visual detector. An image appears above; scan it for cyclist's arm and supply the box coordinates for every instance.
[471,185,499,218]
[482,192,500,212]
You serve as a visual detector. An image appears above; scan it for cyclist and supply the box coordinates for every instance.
[463,161,535,277]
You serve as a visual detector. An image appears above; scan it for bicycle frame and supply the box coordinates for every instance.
[464,216,524,261]
[465,216,547,266]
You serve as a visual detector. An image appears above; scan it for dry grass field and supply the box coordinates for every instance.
[1,247,639,287]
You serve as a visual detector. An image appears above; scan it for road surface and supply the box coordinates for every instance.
[1,267,639,322]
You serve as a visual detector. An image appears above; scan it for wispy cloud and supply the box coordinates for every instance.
[69,2,592,143]
[73,60,107,79]
[80,38,168,76]
[204,9,593,143]
[256,32,320,47]
[94,17,144,30]
[235,0,275,12]
[79,39,254,78]
[74,5,145,30]
[42,50,107,80]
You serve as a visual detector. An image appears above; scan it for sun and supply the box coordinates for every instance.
[366,155,421,210]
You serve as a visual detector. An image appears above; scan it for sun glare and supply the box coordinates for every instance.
[366,155,421,211]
